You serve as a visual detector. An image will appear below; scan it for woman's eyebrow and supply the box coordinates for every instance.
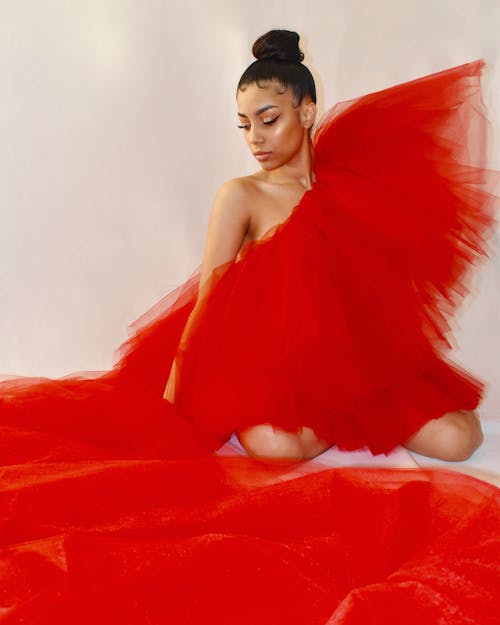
[237,104,279,118]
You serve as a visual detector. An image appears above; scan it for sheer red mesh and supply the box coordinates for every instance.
[1,60,499,624]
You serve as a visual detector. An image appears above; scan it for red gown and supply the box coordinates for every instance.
[0,60,499,624]
[118,58,498,454]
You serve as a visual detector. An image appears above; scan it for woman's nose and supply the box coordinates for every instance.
[248,126,263,144]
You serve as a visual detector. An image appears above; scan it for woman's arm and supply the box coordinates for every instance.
[198,178,251,288]
[163,179,250,402]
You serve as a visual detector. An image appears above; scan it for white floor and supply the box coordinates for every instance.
[216,416,500,487]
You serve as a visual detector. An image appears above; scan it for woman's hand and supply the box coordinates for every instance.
[163,360,177,403]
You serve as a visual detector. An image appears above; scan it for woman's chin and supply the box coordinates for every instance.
[258,160,279,172]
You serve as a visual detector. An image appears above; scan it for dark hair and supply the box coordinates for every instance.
[237,30,316,106]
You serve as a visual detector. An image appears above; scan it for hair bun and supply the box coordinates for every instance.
[252,30,304,63]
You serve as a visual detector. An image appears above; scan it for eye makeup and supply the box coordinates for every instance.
[237,115,280,129]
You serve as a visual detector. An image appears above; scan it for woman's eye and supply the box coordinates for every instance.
[237,116,279,130]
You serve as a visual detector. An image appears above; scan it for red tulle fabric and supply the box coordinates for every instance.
[117,59,498,453]
[1,60,499,624]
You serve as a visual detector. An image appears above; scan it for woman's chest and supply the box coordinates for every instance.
[245,186,307,243]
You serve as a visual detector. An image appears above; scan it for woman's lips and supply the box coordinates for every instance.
[254,151,272,161]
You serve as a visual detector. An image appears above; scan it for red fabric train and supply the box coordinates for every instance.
[0,60,499,624]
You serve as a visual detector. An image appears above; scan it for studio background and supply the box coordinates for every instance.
[1,0,499,415]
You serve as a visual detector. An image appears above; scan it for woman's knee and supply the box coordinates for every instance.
[405,409,483,462]
[450,410,484,460]
[237,424,304,463]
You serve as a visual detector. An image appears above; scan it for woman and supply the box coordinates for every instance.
[161,30,491,464]
[1,30,499,625]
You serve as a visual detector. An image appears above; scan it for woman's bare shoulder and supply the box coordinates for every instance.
[205,176,261,237]
[215,174,264,202]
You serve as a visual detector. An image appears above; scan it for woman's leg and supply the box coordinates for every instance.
[237,424,331,464]
[404,409,483,461]
[238,409,483,464]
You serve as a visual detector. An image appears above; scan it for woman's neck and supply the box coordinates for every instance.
[260,135,315,190]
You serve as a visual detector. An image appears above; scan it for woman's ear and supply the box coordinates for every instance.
[302,101,316,129]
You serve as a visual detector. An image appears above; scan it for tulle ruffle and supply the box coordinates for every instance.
[125,59,498,453]
[1,60,499,624]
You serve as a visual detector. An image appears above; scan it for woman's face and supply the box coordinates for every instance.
[236,80,315,171]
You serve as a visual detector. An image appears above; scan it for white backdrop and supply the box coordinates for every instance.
[1,1,499,414]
